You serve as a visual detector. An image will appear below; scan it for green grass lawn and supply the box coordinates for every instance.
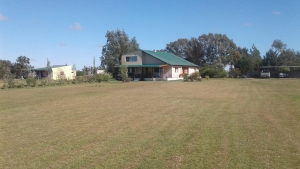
[1,79,300,168]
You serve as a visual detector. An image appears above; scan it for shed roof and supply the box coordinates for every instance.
[33,65,67,71]
[142,50,198,67]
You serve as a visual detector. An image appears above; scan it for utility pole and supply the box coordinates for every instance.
[93,56,96,75]
[99,57,102,69]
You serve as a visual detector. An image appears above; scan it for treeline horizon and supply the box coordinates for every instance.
[1,29,300,79]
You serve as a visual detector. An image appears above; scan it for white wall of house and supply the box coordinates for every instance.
[51,65,75,80]
[171,66,182,78]
[188,67,198,75]
[163,66,172,77]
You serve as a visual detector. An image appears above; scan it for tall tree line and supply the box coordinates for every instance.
[166,36,300,76]
[99,30,300,77]
[166,33,238,68]
[262,40,300,66]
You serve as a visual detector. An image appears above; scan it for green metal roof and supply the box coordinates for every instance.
[142,50,198,67]
[33,65,67,71]
[114,64,164,68]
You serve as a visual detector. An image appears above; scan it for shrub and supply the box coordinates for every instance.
[26,77,37,87]
[228,68,241,78]
[85,76,94,83]
[7,78,16,88]
[31,79,37,87]
[1,83,6,89]
[102,72,112,81]
[56,79,64,85]
[71,79,77,84]
[200,63,227,78]
[40,79,48,87]
[94,72,112,83]
[190,72,200,81]
[183,74,188,82]
[76,76,84,83]
[16,81,25,88]
[118,64,128,82]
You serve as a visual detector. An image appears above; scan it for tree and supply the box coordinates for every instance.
[166,38,190,58]
[0,60,12,79]
[166,33,238,67]
[262,40,299,66]
[47,58,51,67]
[82,66,91,76]
[262,49,279,66]
[11,56,32,79]
[271,39,286,54]
[235,56,251,75]
[101,29,140,73]
[248,44,262,71]
[199,62,227,78]
[228,68,241,78]
[76,70,83,76]
[278,49,298,66]
[296,51,300,58]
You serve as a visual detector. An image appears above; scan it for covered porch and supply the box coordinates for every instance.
[115,64,184,81]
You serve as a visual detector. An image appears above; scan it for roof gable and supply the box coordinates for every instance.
[142,50,198,67]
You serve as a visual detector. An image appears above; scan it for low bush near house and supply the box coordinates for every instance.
[26,77,37,87]
[7,78,16,88]
[190,72,200,81]
[40,79,49,87]
[183,74,188,81]
[94,73,112,83]
[16,81,25,88]
[1,82,6,89]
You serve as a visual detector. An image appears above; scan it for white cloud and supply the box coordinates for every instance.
[272,11,281,16]
[70,22,82,31]
[60,43,67,47]
[0,14,8,21]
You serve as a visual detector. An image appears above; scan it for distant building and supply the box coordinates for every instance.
[97,69,105,74]
[33,65,76,80]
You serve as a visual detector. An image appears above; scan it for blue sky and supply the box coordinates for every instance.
[1,0,299,69]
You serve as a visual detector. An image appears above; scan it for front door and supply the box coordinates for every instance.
[183,67,188,74]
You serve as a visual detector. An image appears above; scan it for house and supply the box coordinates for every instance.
[116,50,199,81]
[33,65,76,80]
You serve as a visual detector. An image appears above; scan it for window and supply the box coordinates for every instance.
[175,67,178,73]
[128,68,136,73]
[154,67,159,72]
[126,56,137,62]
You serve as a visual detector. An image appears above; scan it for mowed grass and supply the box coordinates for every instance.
[1,79,300,168]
